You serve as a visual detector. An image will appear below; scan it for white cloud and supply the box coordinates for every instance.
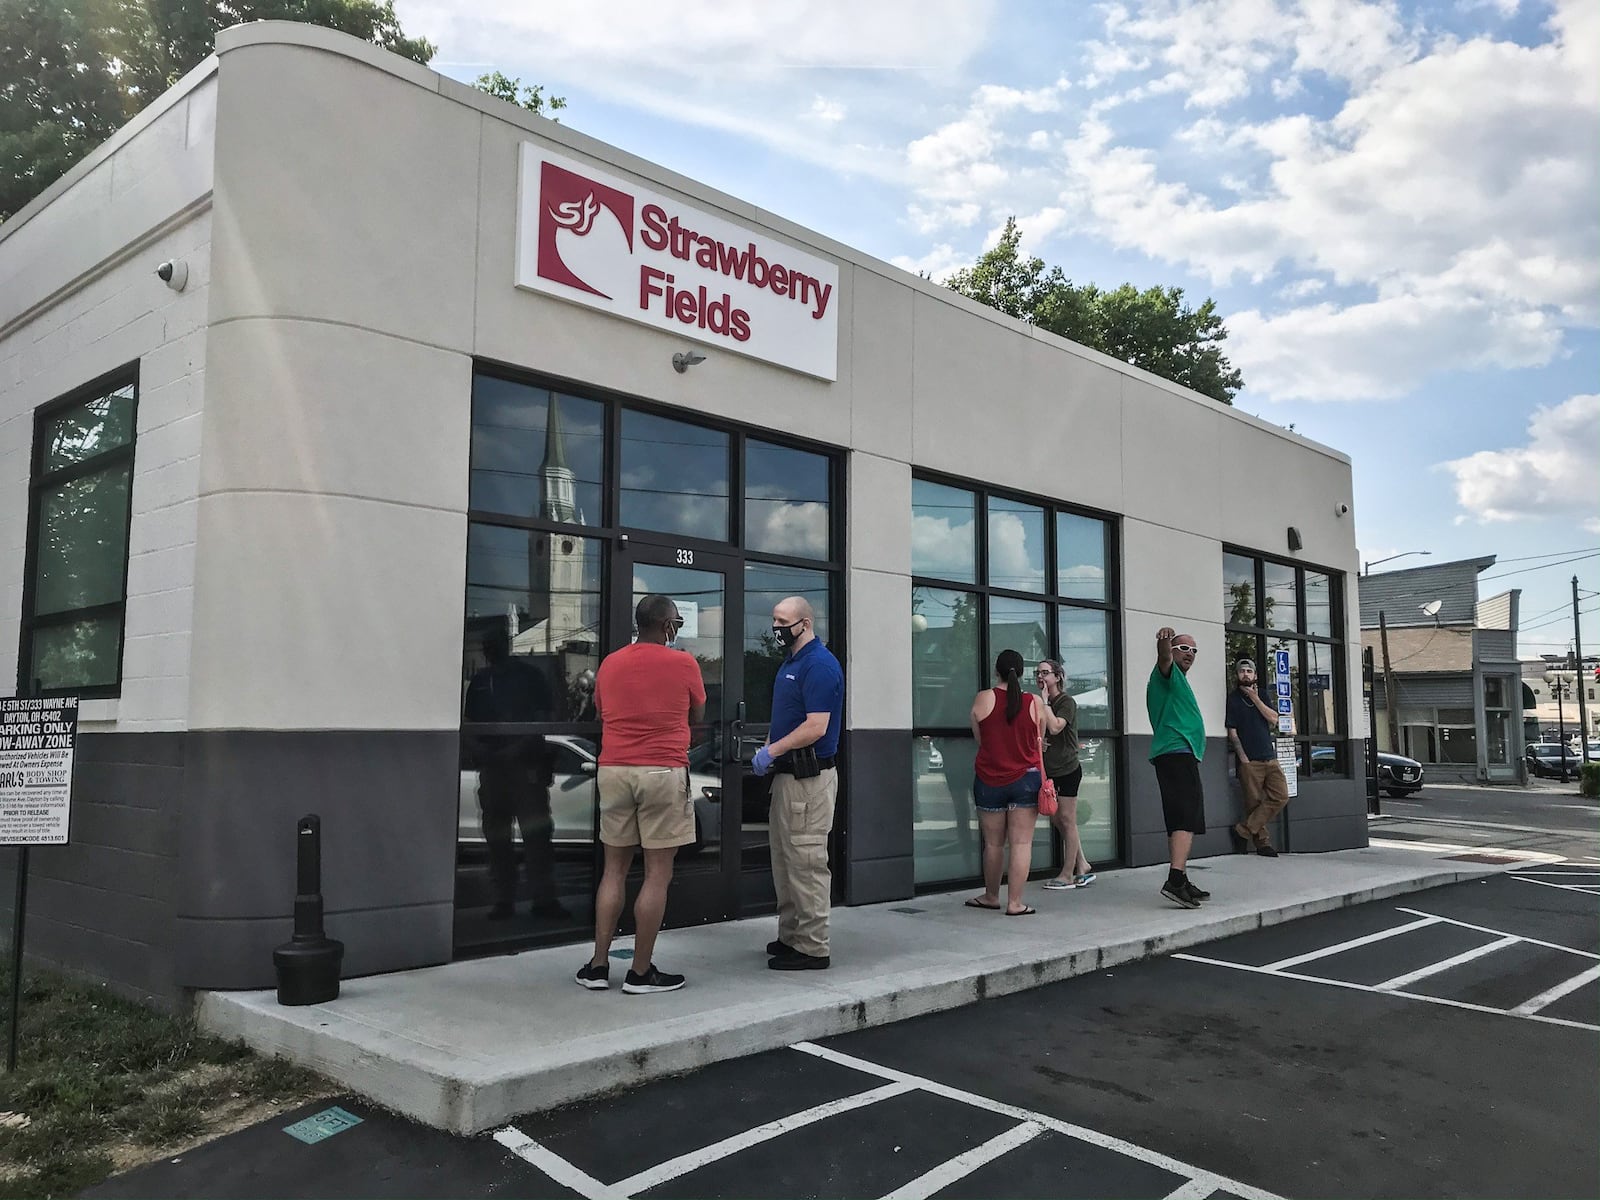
[809,95,846,123]
[1439,394,1600,527]
[890,243,971,280]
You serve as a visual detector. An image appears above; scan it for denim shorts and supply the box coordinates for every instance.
[973,768,1041,812]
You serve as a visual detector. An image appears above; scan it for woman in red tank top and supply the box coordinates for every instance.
[965,649,1044,916]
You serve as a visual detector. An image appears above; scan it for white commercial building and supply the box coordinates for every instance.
[0,25,1367,1004]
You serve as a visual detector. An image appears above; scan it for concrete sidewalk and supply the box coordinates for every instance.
[196,844,1525,1134]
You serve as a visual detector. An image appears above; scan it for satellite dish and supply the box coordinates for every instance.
[1420,600,1442,617]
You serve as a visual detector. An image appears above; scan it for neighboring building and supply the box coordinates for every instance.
[0,24,1368,1006]
[1359,557,1525,783]
[1521,655,1599,744]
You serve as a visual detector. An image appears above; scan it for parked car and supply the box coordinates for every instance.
[1527,743,1582,780]
[459,734,727,850]
[1377,751,1424,798]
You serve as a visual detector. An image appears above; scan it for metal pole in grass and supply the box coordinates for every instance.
[7,845,26,1073]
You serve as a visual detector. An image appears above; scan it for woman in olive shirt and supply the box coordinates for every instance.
[1037,660,1095,890]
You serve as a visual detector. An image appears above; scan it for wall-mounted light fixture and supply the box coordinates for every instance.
[1287,526,1303,553]
[672,350,707,374]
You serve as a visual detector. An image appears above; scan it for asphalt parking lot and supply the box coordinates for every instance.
[90,866,1599,1200]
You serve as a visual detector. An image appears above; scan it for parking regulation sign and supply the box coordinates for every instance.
[0,697,78,845]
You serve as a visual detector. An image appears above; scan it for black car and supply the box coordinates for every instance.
[1377,751,1424,798]
[1526,743,1581,780]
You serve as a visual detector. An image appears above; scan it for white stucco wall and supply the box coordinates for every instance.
[4,24,1364,745]
[0,76,216,732]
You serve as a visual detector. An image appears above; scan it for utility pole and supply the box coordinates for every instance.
[1379,610,1400,756]
[1577,575,1591,764]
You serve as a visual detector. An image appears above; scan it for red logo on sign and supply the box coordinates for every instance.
[537,161,635,299]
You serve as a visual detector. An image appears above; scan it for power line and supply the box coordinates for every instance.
[1492,546,1600,563]
[1480,551,1600,581]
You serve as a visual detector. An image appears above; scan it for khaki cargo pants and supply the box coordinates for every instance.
[770,767,838,957]
[1238,759,1290,847]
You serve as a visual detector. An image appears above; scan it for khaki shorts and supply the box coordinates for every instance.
[597,765,694,849]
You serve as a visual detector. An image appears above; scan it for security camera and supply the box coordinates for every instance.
[156,259,188,291]
[1334,502,1350,517]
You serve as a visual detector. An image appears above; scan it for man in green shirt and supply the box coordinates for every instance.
[1146,627,1211,909]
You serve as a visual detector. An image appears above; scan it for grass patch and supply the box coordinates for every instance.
[0,964,328,1198]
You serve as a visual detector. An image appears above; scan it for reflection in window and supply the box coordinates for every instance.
[912,735,1052,886]
[1057,513,1108,601]
[1263,561,1298,631]
[913,587,981,727]
[463,524,603,720]
[1304,641,1338,735]
[744,440,831,559]
[33,464,132,615]
[988,497,1046,593]
[1073,742,1117,864]
[40,384,135,473]
[989,597,1048,683]
[1304,571,1332,637]
[744,563,830,722]
[912,480,976,583]
[620,410,730,541]
[1057,608,1112,729]
[470,378,604,524]
[1223,553,1256,627]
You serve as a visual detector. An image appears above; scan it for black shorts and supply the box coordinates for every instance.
[1153,752,1206,835]
[1049,766,1083,799]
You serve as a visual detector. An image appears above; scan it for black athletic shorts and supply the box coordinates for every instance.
[1049,766,1083,799]
[1152,751,1206,835]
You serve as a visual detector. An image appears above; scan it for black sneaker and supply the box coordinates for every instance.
[1184,880,1211,902]
[767,940,800,958]
[769,952,830,971]
[622,965,686,994]
[1161,880,1200,909]
[1257,844,1280,858]
[574,962,609,991]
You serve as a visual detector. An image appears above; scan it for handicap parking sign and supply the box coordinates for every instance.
[1275,680,1291,697]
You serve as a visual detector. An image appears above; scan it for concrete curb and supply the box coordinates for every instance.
[198,863,1500,1133]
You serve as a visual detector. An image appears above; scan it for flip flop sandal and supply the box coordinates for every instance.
[1005,906,1037,916]
[1074,873,1097,887]
[964,897,1001,910]
[1041,879,1076,890]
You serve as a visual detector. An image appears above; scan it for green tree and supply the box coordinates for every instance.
[473,70,565,119]
[2,2,558,221]
[945,217,1244,404]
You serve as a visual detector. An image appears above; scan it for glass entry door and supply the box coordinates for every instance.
[612,544,764,927]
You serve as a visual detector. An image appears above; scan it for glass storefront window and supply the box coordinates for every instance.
[1304,571,1332,637]
[988,497,1046,593]
[33,463,132,614]
[988,597,1049,682]
[1074,743,1117,864]
[620,410,730,541]
[40,384,135,473]
[470,378,604,524]
[912,480,977,583]
[743,563,831,722]
[745,440,831,560]
[913,735,980,886]
[1057,513,1108,602]
[1223,553,1256,627]
[1304,641,1338,736]
[462,524,603,720]
[913,587,981,727]
[1058,607,1112,730]
[1263,560,1298,631]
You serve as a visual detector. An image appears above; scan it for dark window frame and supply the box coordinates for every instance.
[1222,545,1349,774]
[17,364,140,700]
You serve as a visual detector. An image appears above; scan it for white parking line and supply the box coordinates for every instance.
[1174,954,1600,1032]
[1512,876,1600,895]
[1393,908,1600,959]
[1514,870,1600,877]
[493,1127,615,1200]
[878,1121,1045,1200]
[1374,936,1519,991]
[1512,963,1600,1016]
[793,1042,1283,1200]
[612,1082,913,1195]
[1263,915,1440,971]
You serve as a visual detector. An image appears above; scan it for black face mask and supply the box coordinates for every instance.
[772,619,805,650]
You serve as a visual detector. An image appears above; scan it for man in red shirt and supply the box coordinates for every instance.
[577,594,706,995]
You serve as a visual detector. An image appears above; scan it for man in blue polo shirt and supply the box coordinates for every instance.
[752,596,843,971]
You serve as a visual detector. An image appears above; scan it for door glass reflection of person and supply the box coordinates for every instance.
[462,625,565,920]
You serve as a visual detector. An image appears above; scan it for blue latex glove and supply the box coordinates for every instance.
[752,745,774,776]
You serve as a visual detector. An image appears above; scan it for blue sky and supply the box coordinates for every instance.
[397,0,1599,658]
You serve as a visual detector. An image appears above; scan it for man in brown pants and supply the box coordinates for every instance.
[1226,656,1289,857]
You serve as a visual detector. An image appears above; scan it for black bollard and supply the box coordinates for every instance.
[272,815,344,1005]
